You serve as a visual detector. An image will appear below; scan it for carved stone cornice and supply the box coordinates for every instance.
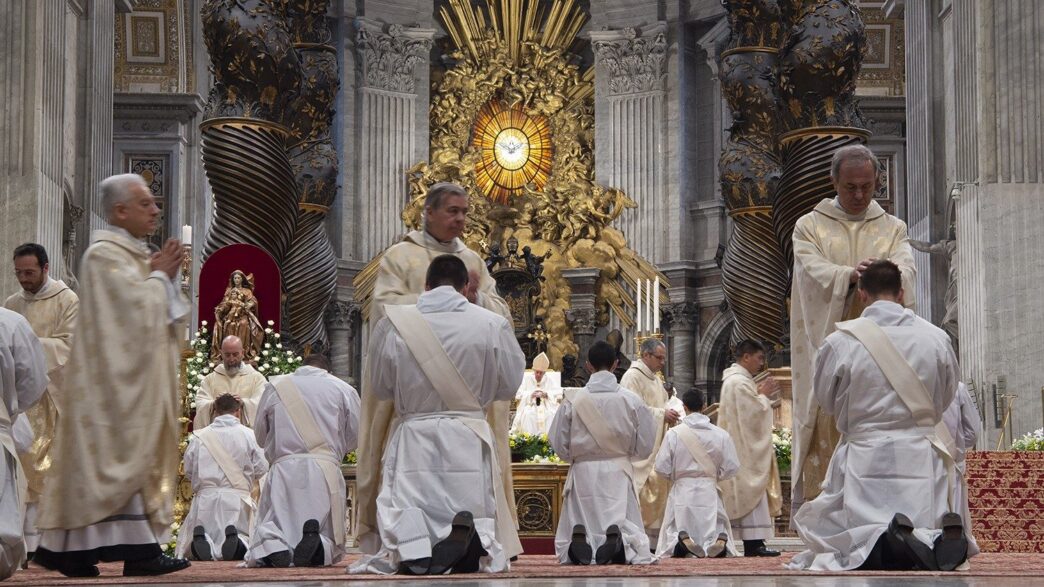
[591,23,668,95]
[663,302,699,333]
[565,308,598,336]
[355,19,434,94]
[325,300,360,331]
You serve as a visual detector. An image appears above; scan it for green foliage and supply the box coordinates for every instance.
[773,427,792,473]
[509,432,561,464]
[1011,428,1044,451]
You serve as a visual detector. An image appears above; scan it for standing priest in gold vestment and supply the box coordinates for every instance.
[790,145,916,515]
[34,174,191,578]
[4,243,79,554]
[355,183,519,556]
[620,338,680,547]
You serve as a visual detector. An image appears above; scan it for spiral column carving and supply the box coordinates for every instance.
[283,3,339,350]
[717,1,789,346]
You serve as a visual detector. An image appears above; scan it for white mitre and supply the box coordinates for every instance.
[532,352,550,372]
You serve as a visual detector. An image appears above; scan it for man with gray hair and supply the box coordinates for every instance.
[620,338,680,547]
[356,182,520,558]
[34,173,191,577]
[789,144,917,517]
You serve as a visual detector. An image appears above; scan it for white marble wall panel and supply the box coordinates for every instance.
[359,88,416,259]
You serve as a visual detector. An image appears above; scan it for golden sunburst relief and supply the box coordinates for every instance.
[472,100,553,203]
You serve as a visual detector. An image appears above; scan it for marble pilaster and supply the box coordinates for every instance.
[562,268,601,366]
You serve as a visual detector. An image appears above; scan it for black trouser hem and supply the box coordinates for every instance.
[35,542,162,569]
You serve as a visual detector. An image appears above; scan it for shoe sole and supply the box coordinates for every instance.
[595,525,624,565]
[191,526,213,561]
[429,512,476,574]
[221,525,242,561]
[890,514,938,571]
[935,513,968,571]
[293,520,323,567]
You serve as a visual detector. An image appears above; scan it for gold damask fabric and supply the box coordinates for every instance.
[4,279,79,502]
[620,361,670,532]
[37,231,184,532]
[789,199,915,509]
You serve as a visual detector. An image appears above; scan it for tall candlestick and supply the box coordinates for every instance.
[181,225,192,244]
[636,279,643,334]
[653,276,660,331]
[645,279,652,335]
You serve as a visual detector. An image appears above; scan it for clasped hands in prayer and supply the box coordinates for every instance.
[150,239,184,278]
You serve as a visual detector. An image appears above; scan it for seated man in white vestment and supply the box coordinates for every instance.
[34,174,191,578]
[177,394,268,561]
[510,352,563,436]
[0,307,48,580]
[789,260,975,572]
[351,254,525,576]
[246,353,359,568]
[193,335,268,429]
[654,389,740,560]
[549,341,656,566]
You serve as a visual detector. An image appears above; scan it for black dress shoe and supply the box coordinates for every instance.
[261,550,292,568]
[123,554,191,576]
[744,545,781,557]
[221,524,246,561]
[56,564,101,577]
[452,532,489,573]
[428,511,476,575]
[293,519,325,567]
[191,525,213,561]
[673,531,704,558]
[595,524,626,565]
[398,557,431,575]
[886,513,937,571]
[568,524,593,565]
[933,512,969,571]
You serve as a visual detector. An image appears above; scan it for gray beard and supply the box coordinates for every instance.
[224,363,241,376]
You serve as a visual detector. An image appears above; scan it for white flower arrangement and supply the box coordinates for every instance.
[1012,427,1044,451]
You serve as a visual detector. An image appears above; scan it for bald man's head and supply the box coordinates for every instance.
[221,335,244,372]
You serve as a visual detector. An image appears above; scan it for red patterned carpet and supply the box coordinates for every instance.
[6,553,1044,584]
[966,451,1044,553]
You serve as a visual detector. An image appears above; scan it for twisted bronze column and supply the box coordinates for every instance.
[282,4,339,350]
[717,1,789,347]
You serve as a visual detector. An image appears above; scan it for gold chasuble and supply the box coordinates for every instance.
[620,360,671,534]
[4,279,78,503]
[717,364,782,520]
[355,230,514,550]
[790,199,915,508]
[37,231,184,533]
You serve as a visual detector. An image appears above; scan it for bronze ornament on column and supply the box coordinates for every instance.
[772,0,868,267]
[283,2,339,351]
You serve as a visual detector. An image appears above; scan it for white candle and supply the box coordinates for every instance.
[645,279,652,335]
[181,225,192,244]
[654,276,660,331]
[636,279,643,334]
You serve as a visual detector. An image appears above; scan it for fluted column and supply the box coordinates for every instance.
[592,24,668,265]
[663,301,699,394]
[354,19,433,260]
[326,300,361,384]
[85,0,116,232]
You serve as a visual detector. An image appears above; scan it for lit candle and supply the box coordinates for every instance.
[654,276,660,332]
[636,279,643,334]
[181,225,192,244]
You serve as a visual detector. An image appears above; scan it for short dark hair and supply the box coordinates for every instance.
[734,339,766,360]
[588,341,617,371]
[214,393,242,416]
[303,352,331,371]
[425,254,469,291]
[681,389,706,413]
[13,243,48,268]
[858,259,902,297]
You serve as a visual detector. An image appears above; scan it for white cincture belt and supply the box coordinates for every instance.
[566,455,636,495]
[844,425,936,443]
[195,485,251,498]
[400,410,486,423]
[272,452,341,467]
